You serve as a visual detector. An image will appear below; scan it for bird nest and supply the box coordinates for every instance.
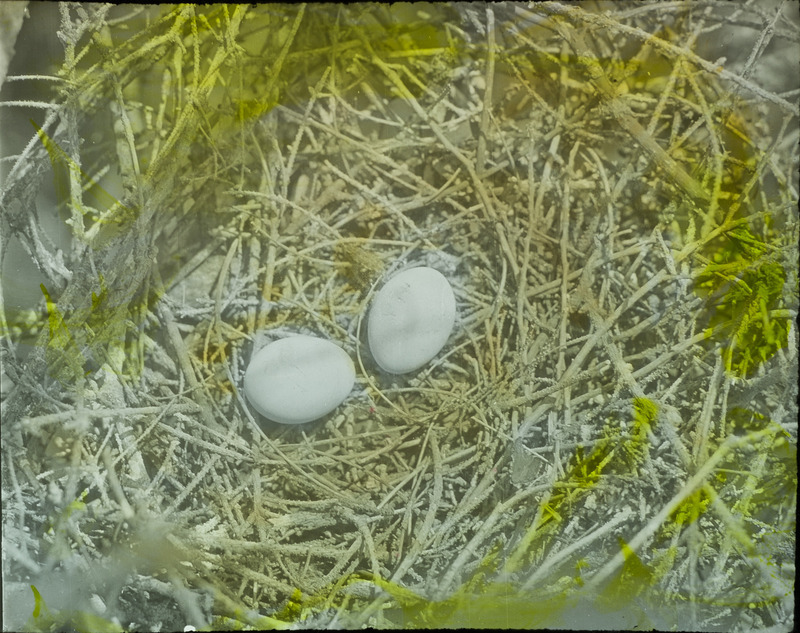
[1,3,797,631]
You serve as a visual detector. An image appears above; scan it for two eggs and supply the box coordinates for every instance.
[243,267,456,425]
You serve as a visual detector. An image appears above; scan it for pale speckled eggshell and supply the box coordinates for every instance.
[243,335,355,424]
[368,266,456,374]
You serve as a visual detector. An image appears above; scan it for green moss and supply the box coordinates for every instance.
[504,398,659,573]
[696,223,790,377]
[669,488,712,528]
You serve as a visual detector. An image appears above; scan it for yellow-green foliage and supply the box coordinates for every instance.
[253,399,790,628]
[40,282,86,384]
[13,3,472,393]
[668,487,712,530]
[39,271,145,384]
[32,120,137,236]
[504,398,658,574]
[43,491,88,537]
[725,408,797,517]
[253,569,572,630]
[567,397,658,486]
[244,399,663,628]
[226,4,466,127]
[696,223,790,377]
[26,585,124,633]
[25,122,167,384]
[596,538,655,610]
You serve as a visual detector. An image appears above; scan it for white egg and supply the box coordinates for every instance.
[368,266,456,374]
[243,335,355,424]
